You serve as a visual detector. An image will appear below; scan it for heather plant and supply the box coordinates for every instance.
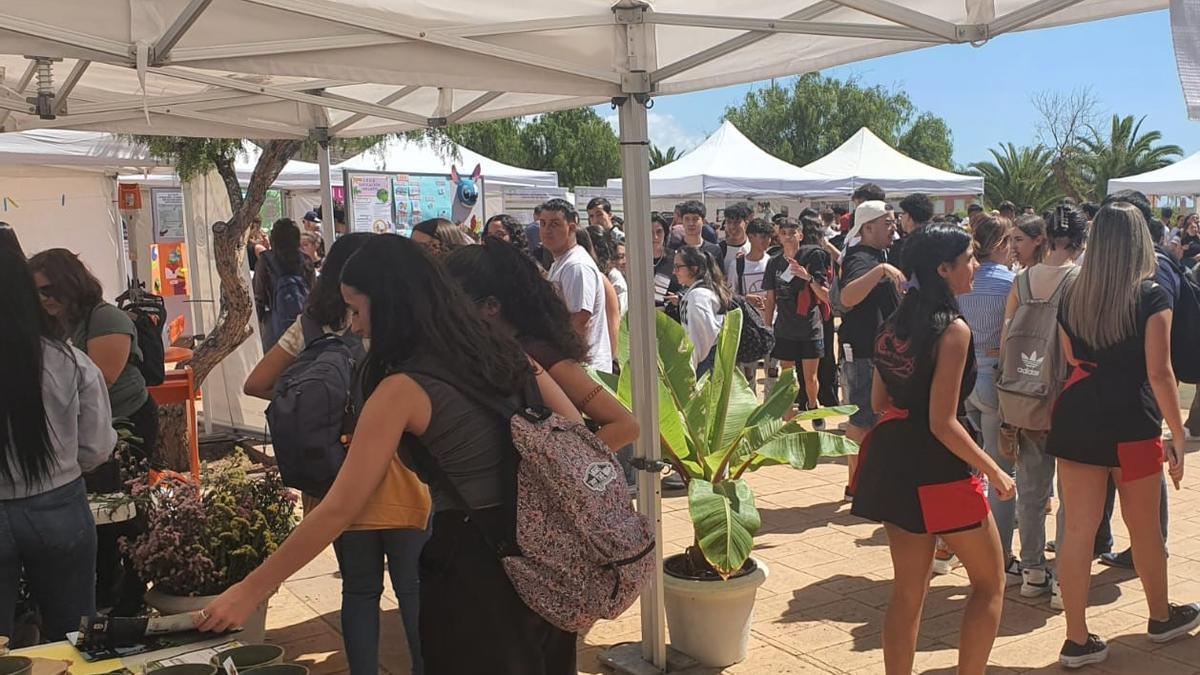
[122,458,297,596]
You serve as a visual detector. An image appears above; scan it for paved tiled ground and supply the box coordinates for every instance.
[263,392,1200,674]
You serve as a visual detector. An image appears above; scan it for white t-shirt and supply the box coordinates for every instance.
[732,253,770,297]
[550,245,613,373]
[722,240,751,282]
[608,268,629,317]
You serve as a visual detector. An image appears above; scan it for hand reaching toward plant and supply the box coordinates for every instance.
[197,581,263,634]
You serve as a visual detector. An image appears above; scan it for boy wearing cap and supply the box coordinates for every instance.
[837,201,904,499]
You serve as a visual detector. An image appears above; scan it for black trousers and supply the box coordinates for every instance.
[420,510,576,675]
[95,395,157,614]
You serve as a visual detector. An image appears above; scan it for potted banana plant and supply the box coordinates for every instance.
[594,310,857,667]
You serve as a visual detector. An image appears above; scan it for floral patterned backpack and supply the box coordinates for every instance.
[408,370,655,633]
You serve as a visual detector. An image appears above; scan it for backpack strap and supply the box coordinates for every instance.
[736,255,746,295]
[1047,266,1080,305]
[1016,270,1033,304]
[298,313,326,348]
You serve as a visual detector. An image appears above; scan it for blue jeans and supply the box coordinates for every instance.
[966,358,1015,558]
[696,346,716,379]
[0,478,97,641]
[840,357,878,430]
[333,525,431,675]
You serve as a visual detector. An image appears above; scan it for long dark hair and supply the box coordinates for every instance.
[304,232,374,329]
[444,238,588,363]
[889,224,973,358]
[269,218,304,274]
[28,248,104,327]
[340,234,532,398]
[0,222,24,257]
[0,247,59,485]
[485,214,530,253]
[676,245,733,309]
[586,225,619,274]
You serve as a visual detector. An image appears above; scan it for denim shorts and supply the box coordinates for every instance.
[841,357,879,430]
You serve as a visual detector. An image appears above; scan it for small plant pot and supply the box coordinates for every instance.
[662,554,768,668]
[149,665,218,675]
[0,656,32,675]
[243,664,308,675]
[145,588,271,643]
[209,645,285,670]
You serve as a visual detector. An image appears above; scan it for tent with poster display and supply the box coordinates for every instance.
[798,127,984,196]
[606,120,841,197]
[0,1,1168,669]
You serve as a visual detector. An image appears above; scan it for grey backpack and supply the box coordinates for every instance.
[996,267,1079,431]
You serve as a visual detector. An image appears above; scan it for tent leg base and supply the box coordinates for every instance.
[599,643,697,674]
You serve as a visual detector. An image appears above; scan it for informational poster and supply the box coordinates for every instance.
[348,173,395,234]
[150,242,189,296]
[152,189,185,242]
[393,173,455,230]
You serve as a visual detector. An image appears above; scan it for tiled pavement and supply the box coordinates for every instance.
[263,398,1200,674]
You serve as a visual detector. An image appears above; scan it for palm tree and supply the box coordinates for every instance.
[969,143,1064,213]
[649,144,680,169]
[1079,115,1182,201]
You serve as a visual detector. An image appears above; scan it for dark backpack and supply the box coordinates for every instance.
[115,287,167,386]
[1160,251,1200,383]
[264,253,309,348]
[729,294,774,364]
[266,316,365,497]
[406,369,654,633]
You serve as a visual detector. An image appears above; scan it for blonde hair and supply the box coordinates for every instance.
[1063,202,1156,349]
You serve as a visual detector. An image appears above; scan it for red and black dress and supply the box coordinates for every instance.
[850,319,990,535]
[1046,280,1170,481]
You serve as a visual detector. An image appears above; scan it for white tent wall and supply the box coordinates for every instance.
[182,169,268,436]
[0,167,125,299]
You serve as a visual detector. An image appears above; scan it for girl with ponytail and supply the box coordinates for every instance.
[674,245,732,376]
[850,224,1015,674]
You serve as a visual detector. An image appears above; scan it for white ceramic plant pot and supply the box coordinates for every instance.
[662,556,768,668]
[145,588,270,643]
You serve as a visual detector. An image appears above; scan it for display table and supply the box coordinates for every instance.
[13,635,240,674]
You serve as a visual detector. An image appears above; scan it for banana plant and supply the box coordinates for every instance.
[593,309,858,577]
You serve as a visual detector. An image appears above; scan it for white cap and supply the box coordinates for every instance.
[844,200,889,249]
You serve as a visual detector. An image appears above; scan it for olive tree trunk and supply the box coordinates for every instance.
[157,140,303,471]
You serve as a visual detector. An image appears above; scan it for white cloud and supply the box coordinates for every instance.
[603,111,706,154]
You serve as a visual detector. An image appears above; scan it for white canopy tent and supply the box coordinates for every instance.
[606,120,841,197]
[0,1,1167,669]
[1108,150,1200,196]
[799,126,985,196]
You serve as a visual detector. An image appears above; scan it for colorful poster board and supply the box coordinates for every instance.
[151,189,185,242]
[392,173,456,235]
[348,173,395,234]
[150,243,189,296]
[259,188,285,225]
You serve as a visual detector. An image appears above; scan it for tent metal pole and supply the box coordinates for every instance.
[619,93,666,671]
[316,128,336,244]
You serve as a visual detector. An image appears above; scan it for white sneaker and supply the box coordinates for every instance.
[1022,568,1054,598]
[1051,577,1064,611]
[932,553,959,576]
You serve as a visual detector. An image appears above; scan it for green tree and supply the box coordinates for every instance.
[722,74,954,169]
[1079,114,1182,201]
[135,136,302,470]
[650,144,681,169]
[520,108,620,188]
[969,143,1063,213]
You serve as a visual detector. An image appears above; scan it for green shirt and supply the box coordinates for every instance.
[71,302,148,418]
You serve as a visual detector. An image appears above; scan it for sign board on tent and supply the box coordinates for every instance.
[259,189,285,225]
[575,188,625,219]
[344,169,486,237]
[151,189,185,242]
[150,242,188,296]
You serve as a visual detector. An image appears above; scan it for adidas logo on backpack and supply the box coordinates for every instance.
[1018,351,1045,377]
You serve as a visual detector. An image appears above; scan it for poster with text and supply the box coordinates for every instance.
[151,243,189,297]
[152,189,185,242]
[349,173,395,233]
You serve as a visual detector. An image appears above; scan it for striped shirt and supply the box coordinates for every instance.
[958,262,1015,358]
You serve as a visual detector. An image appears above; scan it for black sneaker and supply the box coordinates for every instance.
[1098,549,1134,569]
[661,471,687,491]
[1059,634,1108,669]
[1149,603,1200,643]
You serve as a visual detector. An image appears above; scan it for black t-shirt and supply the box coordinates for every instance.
[763,247,829,341]
[839,245,901,358]
[1059,280,1170,387]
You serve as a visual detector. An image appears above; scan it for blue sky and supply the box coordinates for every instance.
[623,9,1198,168]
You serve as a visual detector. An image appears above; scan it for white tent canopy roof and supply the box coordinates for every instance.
[1108,150,1200,196]
[335,136,558,187]
[799,126,984,196]
[606,120,842,196]
[0,129,167,171]
[0,1,1163,141]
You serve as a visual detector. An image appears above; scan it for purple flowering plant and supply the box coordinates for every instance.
[121,458,297,597]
